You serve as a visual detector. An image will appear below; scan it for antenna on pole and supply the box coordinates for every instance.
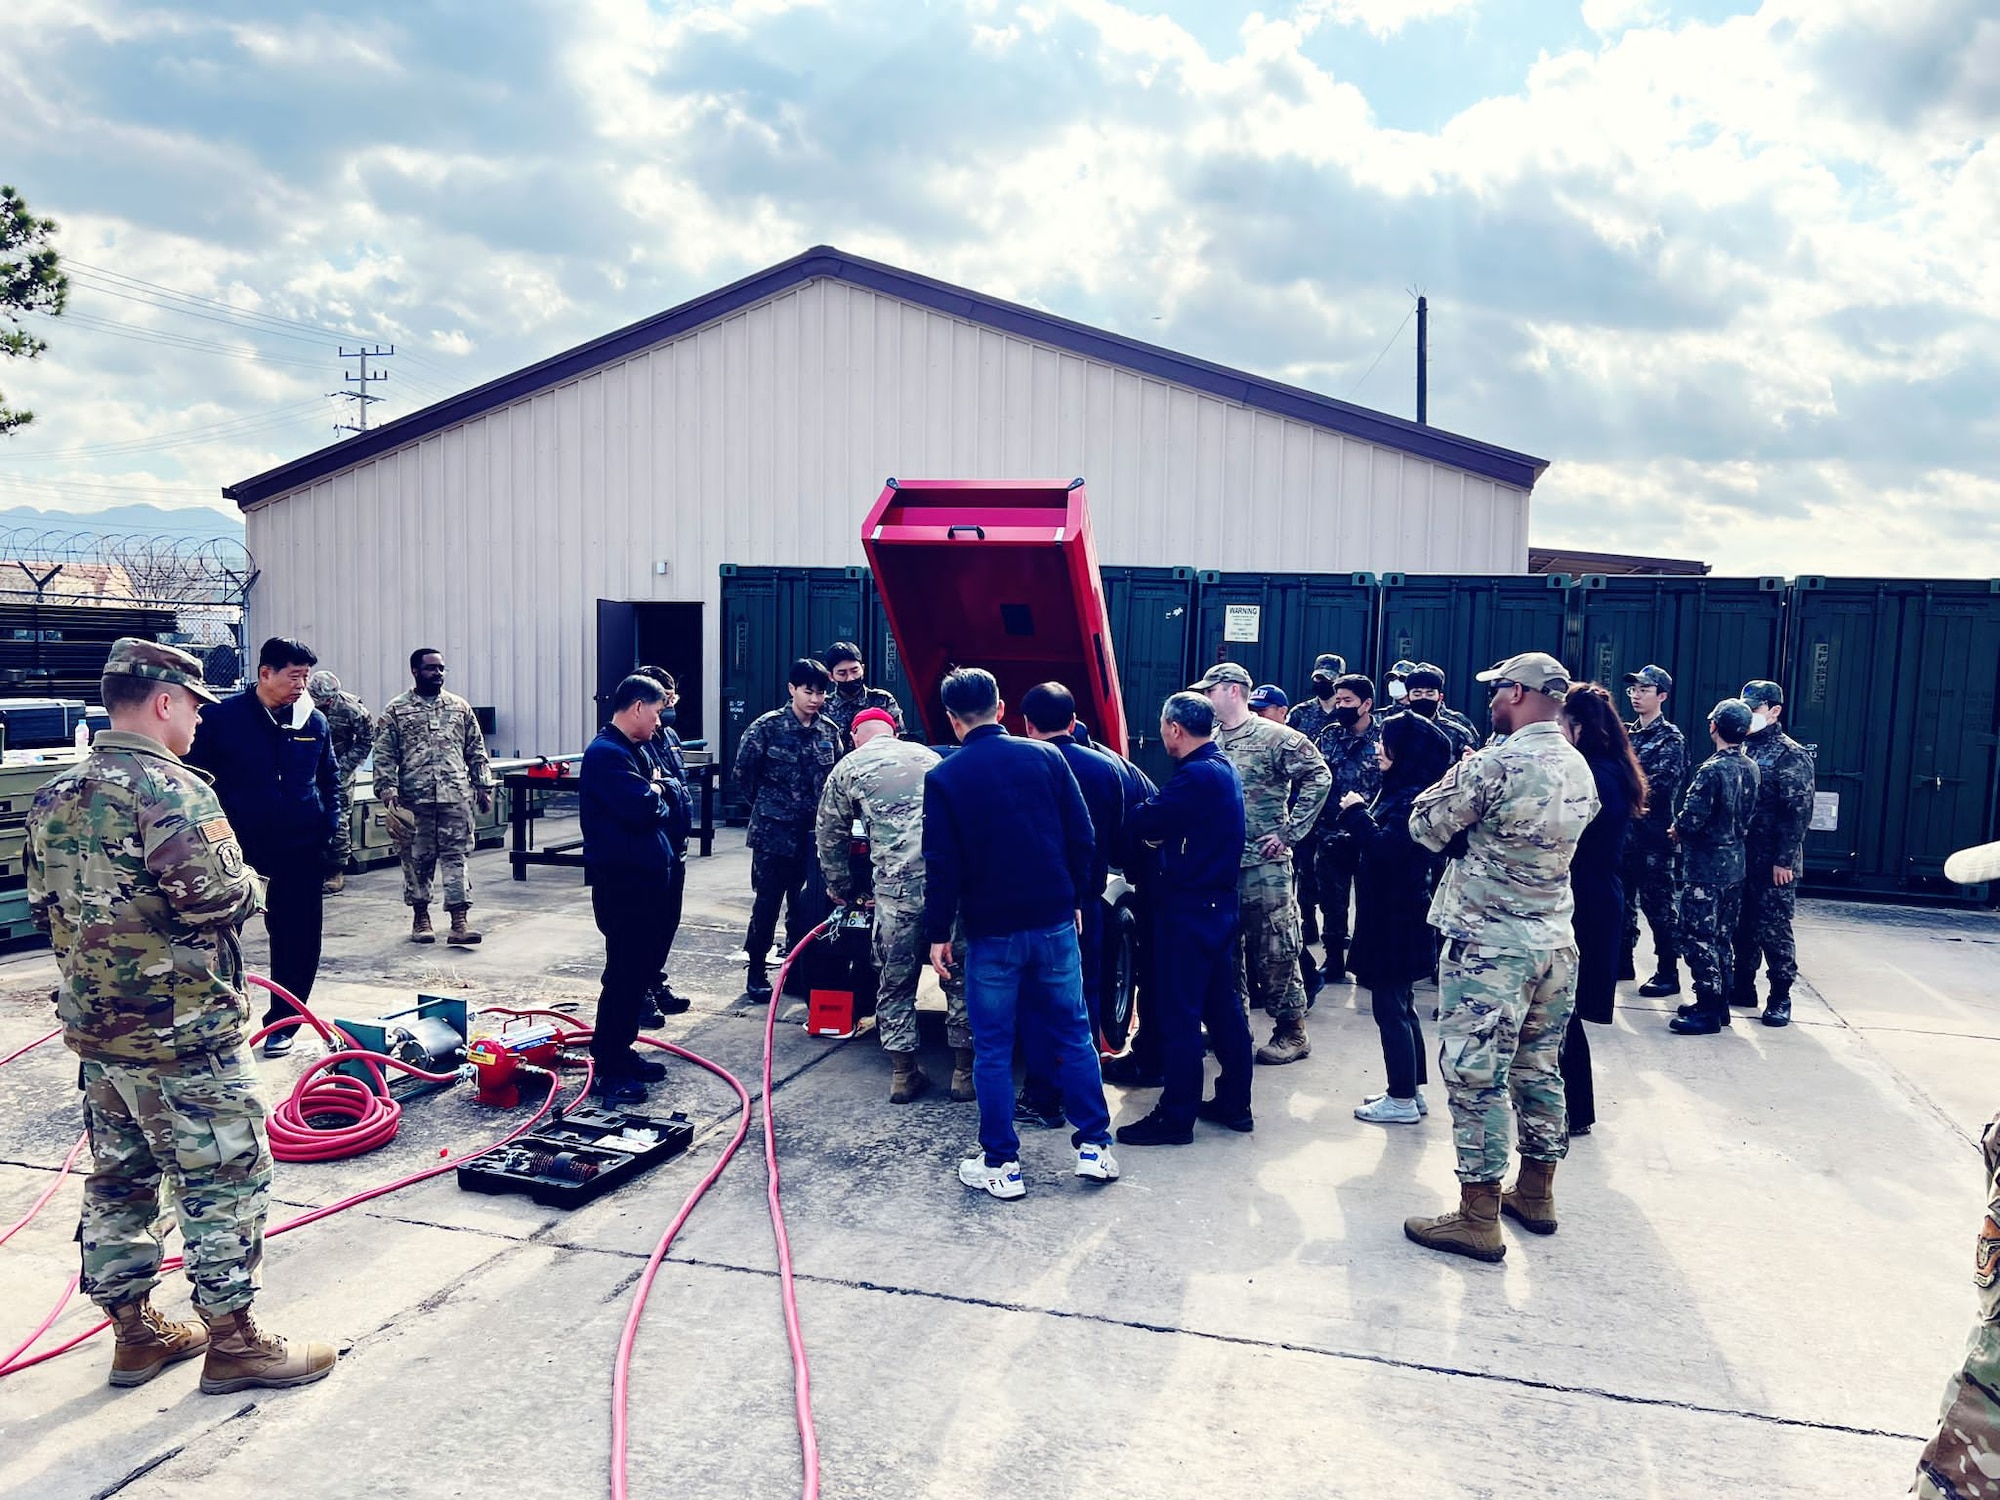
[330,345,394,435]
[1415,295,1428,426]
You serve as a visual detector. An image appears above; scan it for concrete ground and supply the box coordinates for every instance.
[0,829,1991,1499]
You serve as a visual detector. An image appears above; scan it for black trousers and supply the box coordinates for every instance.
[1368,981,1429,1100]
[261,865,324,1023]
[1315,838,1360,965]
[654,859,687,986]
[1295,839,1322,945]
[1560,1011,1595,1131]
[745,849,812,975]
[1152,898,1251,1127]
[593,870,674,1075]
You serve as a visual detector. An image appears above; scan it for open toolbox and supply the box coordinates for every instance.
[455,1105,695,1208]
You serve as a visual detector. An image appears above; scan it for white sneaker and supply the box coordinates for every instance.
[958,1157,1025,1200]
[1354,1094,1422,1125]
[1074,1142,1120,1182]
[1363,1088,1429,1117]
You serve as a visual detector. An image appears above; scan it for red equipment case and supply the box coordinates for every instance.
[860,478,1129,751]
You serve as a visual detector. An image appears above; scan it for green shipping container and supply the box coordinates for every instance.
[1574,576,1788,746]
[1191,571,1378,708]
[1785,578,2000,899]
[1376,574,1572,717]
[1101,566,1196,786]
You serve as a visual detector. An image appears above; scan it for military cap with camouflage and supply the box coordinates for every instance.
[103,637,220,704]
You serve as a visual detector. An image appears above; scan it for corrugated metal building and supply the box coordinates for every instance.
[227,247,1548,757]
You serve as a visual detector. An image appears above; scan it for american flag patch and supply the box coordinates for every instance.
[197,817,236,846]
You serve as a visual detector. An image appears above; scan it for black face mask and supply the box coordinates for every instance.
[1407,698,1440,718]
[1331,705,1361,729]
[1312,676,1336,699]
[658,707,677,727]
[836,679,864,699]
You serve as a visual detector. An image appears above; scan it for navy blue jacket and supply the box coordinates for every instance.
[644,727,693,851]
[1127,742,1244,905]
[186,687,340,873]
[581,725,680,878]
[922,723,1095,943]
[1052,738,1127,899]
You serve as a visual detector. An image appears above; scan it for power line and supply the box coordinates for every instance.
[63,260,374,344]
[1345,297,1419,402]
[0,399,332,461]
[0,475,224,497]
[37,309,332,369]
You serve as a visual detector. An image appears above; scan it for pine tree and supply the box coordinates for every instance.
[1,186,69,436]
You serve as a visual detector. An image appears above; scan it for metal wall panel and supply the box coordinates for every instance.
[1191,572,1378,710]
[1101,566,1196,786]
[1786,579,2000,897]
[1574,577,1788,746]
[246,278,1531,760]
[1376,574,1573,712]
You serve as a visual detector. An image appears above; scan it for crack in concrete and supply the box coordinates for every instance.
[658,1251,1929,1446]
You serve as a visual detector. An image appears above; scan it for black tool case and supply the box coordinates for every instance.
[455,1106,695,1207]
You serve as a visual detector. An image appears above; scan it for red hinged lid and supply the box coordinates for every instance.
[862,478,1128,751]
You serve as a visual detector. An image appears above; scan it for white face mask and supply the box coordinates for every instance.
[1749,711,1770,734]
[1386,680,1408,701]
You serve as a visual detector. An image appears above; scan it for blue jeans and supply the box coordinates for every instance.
[1021,898,1104,1111]
[965,922,1112,1164]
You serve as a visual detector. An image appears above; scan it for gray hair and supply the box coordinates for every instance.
[1161,691,1215,738]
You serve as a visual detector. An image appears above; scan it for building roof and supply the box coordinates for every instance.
[225,246,1551,508]
[1528,546,1711,577]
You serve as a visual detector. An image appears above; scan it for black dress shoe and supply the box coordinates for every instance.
[621,1052,669,1082]
[1668,1012,1724,1036]
[744,973,773,1002]
[1100,1056,1165,1088]
[1196,1097,1254,1133]
[652,986,692,1016]
[592,1074,647,1105]
[261,1029,296,1058]
[1116,1111,1194,1146]
[1014,1093,1067,1129]
[1637,972,1681,998]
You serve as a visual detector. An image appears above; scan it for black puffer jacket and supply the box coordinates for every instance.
[1340,715,1453,991]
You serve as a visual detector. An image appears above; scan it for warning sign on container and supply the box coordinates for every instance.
[1223,605,1260,643]
[1810,791,1839,832]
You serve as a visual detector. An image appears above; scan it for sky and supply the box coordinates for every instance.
[0,0,1994,574]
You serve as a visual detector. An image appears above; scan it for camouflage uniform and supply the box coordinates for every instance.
[1213,715,1330,1020]
[1623,714,1688,969]
[1916,1109,2000,1500]
[1310,717,1384,973]
[814,735,969,1053]
[1285,699,1337,743]
[822,684,905,746]
[371,688,493,910]
[1673,746,1759,1011]
[24,647,271,1318]
[1411,720,1599,1182]
[1735,722,1815,1000]
[735,706,845,972]
[314,686,373,873]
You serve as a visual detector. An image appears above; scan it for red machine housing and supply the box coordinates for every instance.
[467,1025,562,1109]
[861,478,1129,750]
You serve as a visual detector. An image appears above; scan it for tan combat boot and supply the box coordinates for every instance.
[950,1047,977,1102]
[445,905,482,946]
[1405,1181,1506,1263]
[1254,1018,1312,1066]
[107,1296,208,1387]
[411,902,435,944]
[888,1051,930,1105]
[1501,1158,1559,1235]
[198,1307,338,1394]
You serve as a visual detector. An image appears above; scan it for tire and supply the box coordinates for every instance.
[1097,898,1140,1057]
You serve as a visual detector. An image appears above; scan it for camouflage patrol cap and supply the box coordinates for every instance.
[1709,698,1753,737]
[1623,664,1673,693]
[1476,651,1571,697]
[102,637,220,704]
[1387,659,1419,680]
[308,669,341,699]
[1190,661,1253,692]
[1311,653,1346,677]
[1740,680,1783,709]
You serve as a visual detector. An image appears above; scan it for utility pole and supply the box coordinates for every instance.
[330,345,394,435]
[1415,296,1428,425]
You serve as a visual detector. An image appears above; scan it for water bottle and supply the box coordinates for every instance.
[73,720,89,751]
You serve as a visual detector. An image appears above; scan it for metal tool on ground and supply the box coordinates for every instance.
[465,1021,563,1108]
[457,1106,694,1207]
